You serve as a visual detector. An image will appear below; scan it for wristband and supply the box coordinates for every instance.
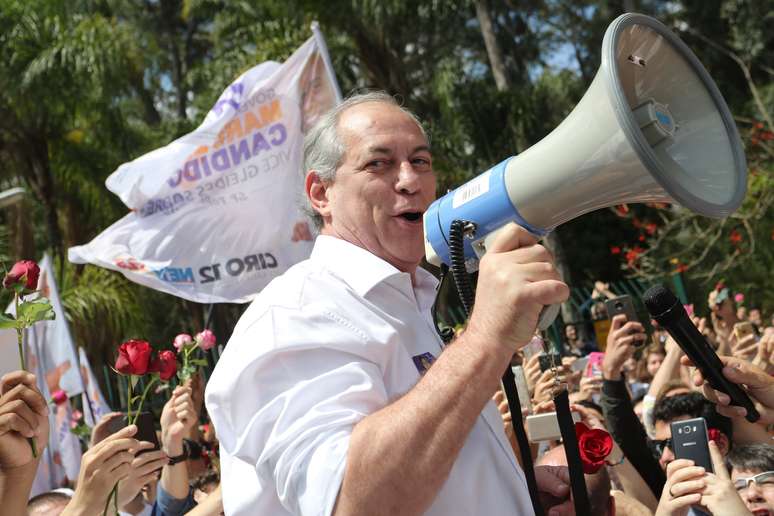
[167,450,188,465]
[606,454,625,466]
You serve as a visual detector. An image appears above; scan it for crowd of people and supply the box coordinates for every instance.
[1,92,772,515]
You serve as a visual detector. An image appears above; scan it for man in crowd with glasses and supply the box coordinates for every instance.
[727,443,774,516]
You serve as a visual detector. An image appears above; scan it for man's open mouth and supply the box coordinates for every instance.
[399,212,422,222]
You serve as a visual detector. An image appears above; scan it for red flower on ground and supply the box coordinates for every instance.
[638,235,646,242]
[3,260,40,290]
[575,422,613,474]
[729,230,742,245]
[115,339,153,376]
[148,350,177,381]
[610,246,621,255]
[645,223,658,235]
[625,246,644,265]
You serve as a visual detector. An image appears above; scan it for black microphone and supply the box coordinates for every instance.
[643,284,760,423]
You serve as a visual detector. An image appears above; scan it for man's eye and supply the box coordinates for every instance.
[412,157,432,166]
[366,160,387,168]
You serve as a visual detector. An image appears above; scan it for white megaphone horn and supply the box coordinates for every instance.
[423,13,747,326]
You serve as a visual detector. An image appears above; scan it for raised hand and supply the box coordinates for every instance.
[61,425,140,516]
[90,411,125,447]
[0,371,48,469]
[467,223,569,354]
[602,314,646,380]
[680,354,774,425]
[160,385,197,450]
[117,448,168,508]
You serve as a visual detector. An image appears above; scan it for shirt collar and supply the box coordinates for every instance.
[310,235,439,311]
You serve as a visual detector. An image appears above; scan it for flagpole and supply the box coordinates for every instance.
[311,21,343,103]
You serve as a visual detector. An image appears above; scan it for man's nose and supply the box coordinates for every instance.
[395,161,423,194]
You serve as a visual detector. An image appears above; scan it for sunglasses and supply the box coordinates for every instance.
[652,438,673,456]
[734,471,774,491]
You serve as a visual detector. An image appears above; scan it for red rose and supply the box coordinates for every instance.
[115,339,153,375]
[3,260,40,290]
[149,350,177,381]
[575,422,614,474]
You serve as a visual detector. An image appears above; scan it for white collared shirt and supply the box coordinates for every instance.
[205,235,533,515]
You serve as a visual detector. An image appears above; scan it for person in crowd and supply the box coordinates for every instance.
[563,323,597,357]
[747,307,763,328]
[727,443,774,516]
[0,371,49,515]
[206,92,573,515]
[652,392,734,471]
[27,490,72,515]
[655,440,751,516]
[707,284,741,355]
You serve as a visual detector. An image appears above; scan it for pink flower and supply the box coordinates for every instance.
[71,409,83,422]
[734,293,744,303]
[173,333,193,351]
[195,329,216,351]
[51,390,67,406]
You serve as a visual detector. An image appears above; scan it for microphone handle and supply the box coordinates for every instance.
[665,316,760,423]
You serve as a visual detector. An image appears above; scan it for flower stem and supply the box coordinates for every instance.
[15,294,37,458]
[126,376,133,426]
[102,482,118,516]
[129,377,158,425]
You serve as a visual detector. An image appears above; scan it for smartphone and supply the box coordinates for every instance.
[106,413,160,453]
[670,417,713,472]
[585,352,605,378]
[527,411,581,442]
[522,334,545,361]
[734,321,757,341]
[571,356,590,374]
[606,295,639,324]
[538,353,561,372]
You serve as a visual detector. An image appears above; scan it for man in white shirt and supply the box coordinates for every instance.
[206,92,574,515]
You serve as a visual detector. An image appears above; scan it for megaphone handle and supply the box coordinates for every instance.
[480,224,562,332]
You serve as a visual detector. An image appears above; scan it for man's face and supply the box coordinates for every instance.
[731,468,774,516]
[646,352,665,377]
[654,419,676,470]
[749,309,762,326]
[315,102,436,273]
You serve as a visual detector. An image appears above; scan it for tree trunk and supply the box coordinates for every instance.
[8,198,35,262]
[475,0,509,91]
[475,0,577,327]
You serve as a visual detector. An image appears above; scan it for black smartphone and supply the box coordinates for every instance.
[606,295,639,324]
[538,353,561,372]
[106,413,160,453]
[670,417,713,472]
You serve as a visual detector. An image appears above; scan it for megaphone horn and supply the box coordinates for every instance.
[424,13,747,271]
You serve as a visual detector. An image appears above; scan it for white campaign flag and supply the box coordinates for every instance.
[69,27,341,303]
[79,346,111,426]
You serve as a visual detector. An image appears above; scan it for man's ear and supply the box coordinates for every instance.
[305,170,331,219]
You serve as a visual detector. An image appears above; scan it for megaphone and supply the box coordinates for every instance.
[424,13,747,279]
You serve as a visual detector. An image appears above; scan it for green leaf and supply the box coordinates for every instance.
[190,359,208,367]
[17,298,55,326]
[130,375,140,389]
[0,313,18,330]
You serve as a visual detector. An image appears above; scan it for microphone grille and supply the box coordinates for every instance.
[643,284,679,316]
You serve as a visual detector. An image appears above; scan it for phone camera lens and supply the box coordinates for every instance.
[683,425,691,433]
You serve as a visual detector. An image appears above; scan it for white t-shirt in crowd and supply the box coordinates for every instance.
[206,235,533,515]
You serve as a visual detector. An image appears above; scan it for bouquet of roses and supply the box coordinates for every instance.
[0,260,55,457]
[173,329,216,382]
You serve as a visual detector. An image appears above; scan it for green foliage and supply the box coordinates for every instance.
[1,0,772,359]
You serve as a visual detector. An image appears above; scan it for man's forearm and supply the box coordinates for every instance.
[334,334,511,516]
[160,438,190,499]
[646,345,681,398]
[0,461,39,514]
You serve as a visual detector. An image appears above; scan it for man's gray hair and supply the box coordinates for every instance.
[300,91,428,230]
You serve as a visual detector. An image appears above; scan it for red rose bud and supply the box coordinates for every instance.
[51,389,68,406]
[149,350,177,381]
[173,333,193,352]
[115,339,153,376]
[195,329,216,351]
[575,422,613,474]
[3,260,40,290]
